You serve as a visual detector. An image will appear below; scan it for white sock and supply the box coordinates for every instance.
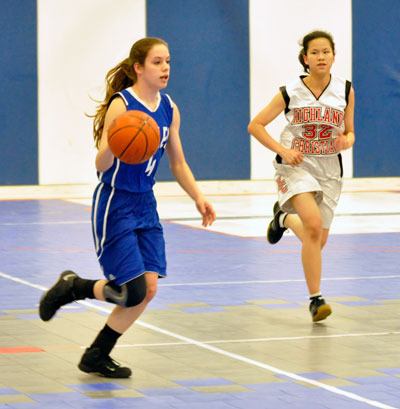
[278,213,287,228]
[309,292,322,299]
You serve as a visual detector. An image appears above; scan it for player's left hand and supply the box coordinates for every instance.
[334,134,349,152]
[196,199,216,227]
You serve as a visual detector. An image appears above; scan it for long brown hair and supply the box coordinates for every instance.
[92,37,168,147]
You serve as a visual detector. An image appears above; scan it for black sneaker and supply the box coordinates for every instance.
[309,297,332,322]
[78,347,132,378]
[39,270,78,321]
[267,201,287,244]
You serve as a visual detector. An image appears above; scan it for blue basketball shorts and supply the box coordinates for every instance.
[91,183,166,285]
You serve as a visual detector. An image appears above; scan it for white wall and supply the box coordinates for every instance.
[38,0,146,184]
[249,0,353,179]
[37,0,353,184]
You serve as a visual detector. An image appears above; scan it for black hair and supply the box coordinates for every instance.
[298,30,335,73]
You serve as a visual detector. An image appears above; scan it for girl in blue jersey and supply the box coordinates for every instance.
[248,31,355,322]
[39,37,216,378]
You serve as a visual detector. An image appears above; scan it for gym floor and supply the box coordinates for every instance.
[0,177,399,409]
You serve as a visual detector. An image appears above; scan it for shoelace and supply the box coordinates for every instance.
[104,356,121,368]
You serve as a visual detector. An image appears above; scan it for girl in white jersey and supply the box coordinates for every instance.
[248,30,355,322]
[39,38,216,377]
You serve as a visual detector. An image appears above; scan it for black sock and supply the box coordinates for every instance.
[90,324,122,357]
[72,277,97,300]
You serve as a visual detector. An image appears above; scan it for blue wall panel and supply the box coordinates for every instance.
[147,0,250,181]
[0,0,38,184]
[352,0,400,176]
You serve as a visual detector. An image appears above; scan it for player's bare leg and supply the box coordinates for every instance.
[290,193,332,322]
[283,215,329,250]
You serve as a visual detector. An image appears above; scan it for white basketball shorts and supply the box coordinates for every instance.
[273,155,343,229]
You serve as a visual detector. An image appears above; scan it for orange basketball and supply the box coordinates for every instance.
[107,110,160,164]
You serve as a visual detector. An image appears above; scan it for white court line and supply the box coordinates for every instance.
[109,330,400,348]
[158,274,400,287]
[0,221,89,226]
[0,271,398,409]
[0,272,48,291]
[2,271,398,290]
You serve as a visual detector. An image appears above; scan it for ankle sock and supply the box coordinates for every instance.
[278,213,288,228]
[309,292,322,301]
[72,277,97,300]
[90,324,122,357]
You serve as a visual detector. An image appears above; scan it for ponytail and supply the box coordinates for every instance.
[91,58,136,147]
[90,37,168,148]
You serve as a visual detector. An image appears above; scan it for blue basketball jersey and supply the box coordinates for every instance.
[99,88,174,192]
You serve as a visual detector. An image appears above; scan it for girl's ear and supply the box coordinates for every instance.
[133,62,142,76]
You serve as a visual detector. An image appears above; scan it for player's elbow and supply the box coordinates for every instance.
[247,120,257,136]
[95,152,114,173]
[95,161,112,173]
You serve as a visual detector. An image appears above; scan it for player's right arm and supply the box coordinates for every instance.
[247,92,303,166]
[95,97,126,172]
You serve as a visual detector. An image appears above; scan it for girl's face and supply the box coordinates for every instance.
[303,37,335,76]
[136,44,170,90]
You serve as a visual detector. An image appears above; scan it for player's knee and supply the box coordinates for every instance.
[304,218,322,241]
[125,276,147,307]
[145,283,157,303]
[320,231,329,249]
[103,275,147,307]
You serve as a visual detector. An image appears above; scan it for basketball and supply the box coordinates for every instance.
[107,110,160,164]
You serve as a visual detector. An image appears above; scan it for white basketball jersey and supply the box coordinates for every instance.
[280,75,350,157]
